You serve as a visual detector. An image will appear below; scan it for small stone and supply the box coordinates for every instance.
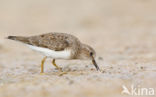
[90,68,95,71]
[110,67,113,69]
[102,70,106,73]
[72,69,77,71]
[0,45,3,49]
[65,77,69,80]
[108,72,112,74]
[85,65,89,68]
[98,57,103,60]
[140,66,144,70]
[68,80,74,85]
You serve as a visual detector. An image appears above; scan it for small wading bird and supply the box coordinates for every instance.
[7,32,100,74]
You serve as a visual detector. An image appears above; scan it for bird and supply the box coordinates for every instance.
[7,32,100,74]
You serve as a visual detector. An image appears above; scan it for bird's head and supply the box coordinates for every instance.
[77,44,100,71]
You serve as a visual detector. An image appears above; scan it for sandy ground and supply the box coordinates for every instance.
[0,0,156,97]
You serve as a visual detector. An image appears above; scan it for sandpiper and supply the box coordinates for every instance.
[7,32,100,73]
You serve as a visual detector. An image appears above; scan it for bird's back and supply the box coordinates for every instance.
[7,32,81,52]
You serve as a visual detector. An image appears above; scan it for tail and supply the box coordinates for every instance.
[7,36,18,40]
[7,36,29,44]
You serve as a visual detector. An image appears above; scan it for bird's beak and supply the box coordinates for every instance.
[91,56,100,71]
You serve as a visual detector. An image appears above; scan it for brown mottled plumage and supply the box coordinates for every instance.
[7,32,100,73]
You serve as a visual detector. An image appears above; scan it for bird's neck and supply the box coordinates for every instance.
[74,44,88,59]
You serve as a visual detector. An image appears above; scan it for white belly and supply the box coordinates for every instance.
[27,45,71,59]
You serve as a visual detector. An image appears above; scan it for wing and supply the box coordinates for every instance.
[27,33,70,51]
[8,32,81,52]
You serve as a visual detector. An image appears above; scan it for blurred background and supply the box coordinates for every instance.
[0,0,156,97]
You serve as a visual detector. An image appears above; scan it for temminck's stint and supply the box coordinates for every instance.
[7,32,100,74]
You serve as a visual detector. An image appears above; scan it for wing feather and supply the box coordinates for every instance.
[28,33,69,51]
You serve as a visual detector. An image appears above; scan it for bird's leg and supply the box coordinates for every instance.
[52,59,62,72]
[40,56,47,74]
[52,59,67,76]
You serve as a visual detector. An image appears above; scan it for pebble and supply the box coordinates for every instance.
[98,57,103,60]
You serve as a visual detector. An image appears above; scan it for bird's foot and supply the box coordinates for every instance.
[40,72,46,75]
[58,72,67,76]
[55,67,63,72]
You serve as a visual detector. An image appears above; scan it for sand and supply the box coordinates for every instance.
[0,0,156,97]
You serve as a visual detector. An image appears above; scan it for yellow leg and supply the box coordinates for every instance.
[52,59,68,76]
[52,59,62,72]
[40,56,47,74]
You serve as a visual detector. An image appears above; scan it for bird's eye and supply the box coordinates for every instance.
[90,52,93,56]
